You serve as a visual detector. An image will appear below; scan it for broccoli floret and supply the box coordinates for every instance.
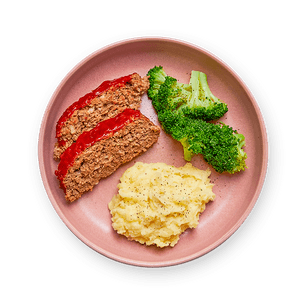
[157,110,247,174]
[186,119,247,174]
[155,71,228,121]
[181,71,228,121]
[147,66,167,104]
[157,109,195,161]
[155,76,191,113]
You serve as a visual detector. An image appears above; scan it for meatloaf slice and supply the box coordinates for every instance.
[55,109,160,202]
[54,73,149,160]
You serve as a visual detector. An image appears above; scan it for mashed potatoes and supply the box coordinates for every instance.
[108,162,215,248]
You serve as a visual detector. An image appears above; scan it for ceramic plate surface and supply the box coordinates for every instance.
[38,37,268,267]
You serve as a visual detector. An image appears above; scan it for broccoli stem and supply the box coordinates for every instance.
[189,71,201,106]
[179,138,194,161]
[199,72,221,104]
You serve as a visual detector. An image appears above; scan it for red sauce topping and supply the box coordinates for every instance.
[56,73,135,146]
[55,108,141,192]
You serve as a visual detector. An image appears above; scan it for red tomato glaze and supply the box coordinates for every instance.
[55,108,141,192]
[55,73,135,146]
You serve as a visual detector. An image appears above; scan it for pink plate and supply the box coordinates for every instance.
[38,37,268,267]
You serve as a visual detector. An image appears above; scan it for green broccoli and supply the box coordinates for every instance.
[155,76,191,113]
[158,109,247,174]
[147,66,167,105]
[154,70,228,121]
[147,66,247,174]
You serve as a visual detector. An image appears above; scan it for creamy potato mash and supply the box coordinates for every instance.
[108,162,215,247]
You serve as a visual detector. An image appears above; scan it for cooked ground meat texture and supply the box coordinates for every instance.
[54,73,149,160]
[56,111,160,202]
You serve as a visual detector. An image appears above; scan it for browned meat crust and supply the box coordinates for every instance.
[61,115,160,202]
[54,73,149,160]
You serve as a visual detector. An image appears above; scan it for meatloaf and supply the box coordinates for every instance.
[55,109,160,202]
[54,73,149,160]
